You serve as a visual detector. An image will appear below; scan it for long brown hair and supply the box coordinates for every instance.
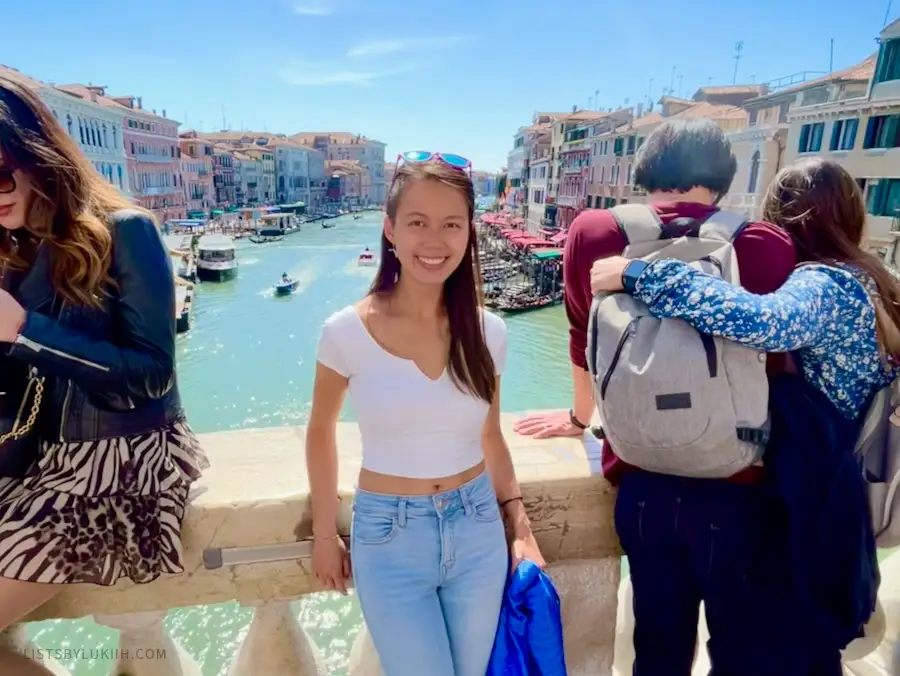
[763,157,900,358]
[370,161,496,403]
[0,76,148,307]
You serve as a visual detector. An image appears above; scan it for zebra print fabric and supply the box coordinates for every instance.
[0,420,208,585]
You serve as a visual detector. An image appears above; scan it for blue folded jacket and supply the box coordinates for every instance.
[486,560,567,675]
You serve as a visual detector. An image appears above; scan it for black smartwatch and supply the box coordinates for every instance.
[622,260,649,293]
[569,409,588,430]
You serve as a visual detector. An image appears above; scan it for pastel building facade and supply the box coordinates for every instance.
[293,133,386,205]
[723,63,875,220]
[178,133,215,216]
[212,147,236,206]
[326,160,363,205]
[782,19,900,263]
[0,67,130,194]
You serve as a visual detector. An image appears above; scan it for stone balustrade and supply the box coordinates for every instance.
[6,412,898,675]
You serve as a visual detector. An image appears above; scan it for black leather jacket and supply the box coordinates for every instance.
[4,209,183,442]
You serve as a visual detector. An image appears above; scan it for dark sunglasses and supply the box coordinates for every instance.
[0,169,15,195]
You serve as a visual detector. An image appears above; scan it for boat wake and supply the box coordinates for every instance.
[258,266,318,297]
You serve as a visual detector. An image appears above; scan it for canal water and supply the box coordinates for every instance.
[26,212,574,675]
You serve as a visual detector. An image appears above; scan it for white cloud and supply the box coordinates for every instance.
[346,35,467,58]
[292,1,333,16]
[278,61,420,87]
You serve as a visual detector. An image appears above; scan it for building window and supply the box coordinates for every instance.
[830,118,859,151]
[747,150,761,194]
[626,163,633,186]
[866,179,900,218]
[798,122,825,153]
[613,138,624,156]
[600,166,606,184]
[78,119,85,144]
[66,114,73,137]
[875,38,900,85]
[626,136,636,155]
[749,109,759,126]
[863,115,900,150]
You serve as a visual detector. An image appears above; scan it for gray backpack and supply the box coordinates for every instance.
[586,204,770,478]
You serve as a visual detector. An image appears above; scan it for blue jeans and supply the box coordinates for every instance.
[351,471,508,676]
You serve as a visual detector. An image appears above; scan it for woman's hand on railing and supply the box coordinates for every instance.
[312,533,352,595]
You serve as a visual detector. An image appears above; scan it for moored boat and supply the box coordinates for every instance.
[197,234,238,282]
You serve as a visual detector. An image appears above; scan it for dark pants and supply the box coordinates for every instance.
[615,471,843,676]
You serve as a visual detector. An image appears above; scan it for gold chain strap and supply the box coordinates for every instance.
[0,376,44,446]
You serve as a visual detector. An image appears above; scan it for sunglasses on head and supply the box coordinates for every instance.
[396,150,472,181]
[0,169,14,195]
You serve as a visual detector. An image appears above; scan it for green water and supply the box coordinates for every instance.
[26,212,573,675]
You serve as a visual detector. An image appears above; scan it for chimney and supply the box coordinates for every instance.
[162,109,166,118]
[137,96,143,109]
[572,104,577,113]
[636,102,644,118]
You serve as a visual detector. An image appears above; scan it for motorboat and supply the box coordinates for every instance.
[274,277,300,296]
[357,250,377,267]
[196,234,238,282]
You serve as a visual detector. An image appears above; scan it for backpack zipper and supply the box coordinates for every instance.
[14,335,110,371]
[600,317,641,400]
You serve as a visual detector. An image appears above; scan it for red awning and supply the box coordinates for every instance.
[551,231,567,244]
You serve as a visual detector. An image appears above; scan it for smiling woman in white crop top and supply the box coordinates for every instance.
[306,153,545,676]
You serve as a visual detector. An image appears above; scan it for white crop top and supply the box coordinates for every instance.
[315,305,508,479]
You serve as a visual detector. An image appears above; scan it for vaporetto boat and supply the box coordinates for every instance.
[197,234,238,282]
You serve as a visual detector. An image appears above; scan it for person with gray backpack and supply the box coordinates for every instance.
[515,119,797,674]
[592,157,896,675]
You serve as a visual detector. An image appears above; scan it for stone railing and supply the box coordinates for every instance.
[7,412,900,675]
[10,413,621,675]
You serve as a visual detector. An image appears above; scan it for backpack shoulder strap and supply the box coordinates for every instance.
[698,209,750,243]
[609,204,663,245]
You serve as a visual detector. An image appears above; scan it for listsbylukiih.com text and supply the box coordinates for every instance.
[17,647,167,662]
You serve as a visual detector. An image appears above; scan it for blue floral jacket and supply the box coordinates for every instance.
[632,261,898,419]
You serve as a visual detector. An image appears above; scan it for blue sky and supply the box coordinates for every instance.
[2,0,895,172]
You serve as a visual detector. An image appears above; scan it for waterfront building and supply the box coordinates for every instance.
[292,132,386,205]
[473,170,499,198]
[781,18,900,263]
[326,160,364,206]
[0,66,129,194]
[586,98,747,217]
[524,129,552,233]
[505,113,569,219]
[241,146,276,204]
[384,161,396,190]
[546,110,608,228]
[58,84,185,223]
[723,62,875,219]
[212,146,236,207]
[233,149,267,205]
[179,132,215,217]
[306,148,327,211]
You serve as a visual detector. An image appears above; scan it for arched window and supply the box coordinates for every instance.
[112,126,118,149]
[78,119,85,144]
[66,114,73,137]
[747,150,761,194]
[626,163,633,186]
[117,165,123,188]
[600,166,606,184]
[102,123,108,148]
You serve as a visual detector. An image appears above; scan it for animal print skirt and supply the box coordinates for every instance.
[0,420,209,585]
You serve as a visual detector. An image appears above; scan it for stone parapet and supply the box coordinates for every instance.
[15,413,622,675]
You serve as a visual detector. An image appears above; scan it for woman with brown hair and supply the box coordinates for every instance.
[590,157,898,674]
[0,76,206,658]
[306,152,544,676]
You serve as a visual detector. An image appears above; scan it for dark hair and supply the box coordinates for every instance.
[370,162,496,403]
[632,119,737,200]
[763,157,900,358]
[0,76,147,306]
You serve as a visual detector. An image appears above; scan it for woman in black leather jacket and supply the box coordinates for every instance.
[0,76,207,638]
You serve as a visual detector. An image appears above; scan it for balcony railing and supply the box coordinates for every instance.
[12,414,897,676]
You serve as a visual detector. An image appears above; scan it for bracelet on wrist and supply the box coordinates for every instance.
[569,409,588,430]
[500,496,524,508]
[313,532,340,541]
